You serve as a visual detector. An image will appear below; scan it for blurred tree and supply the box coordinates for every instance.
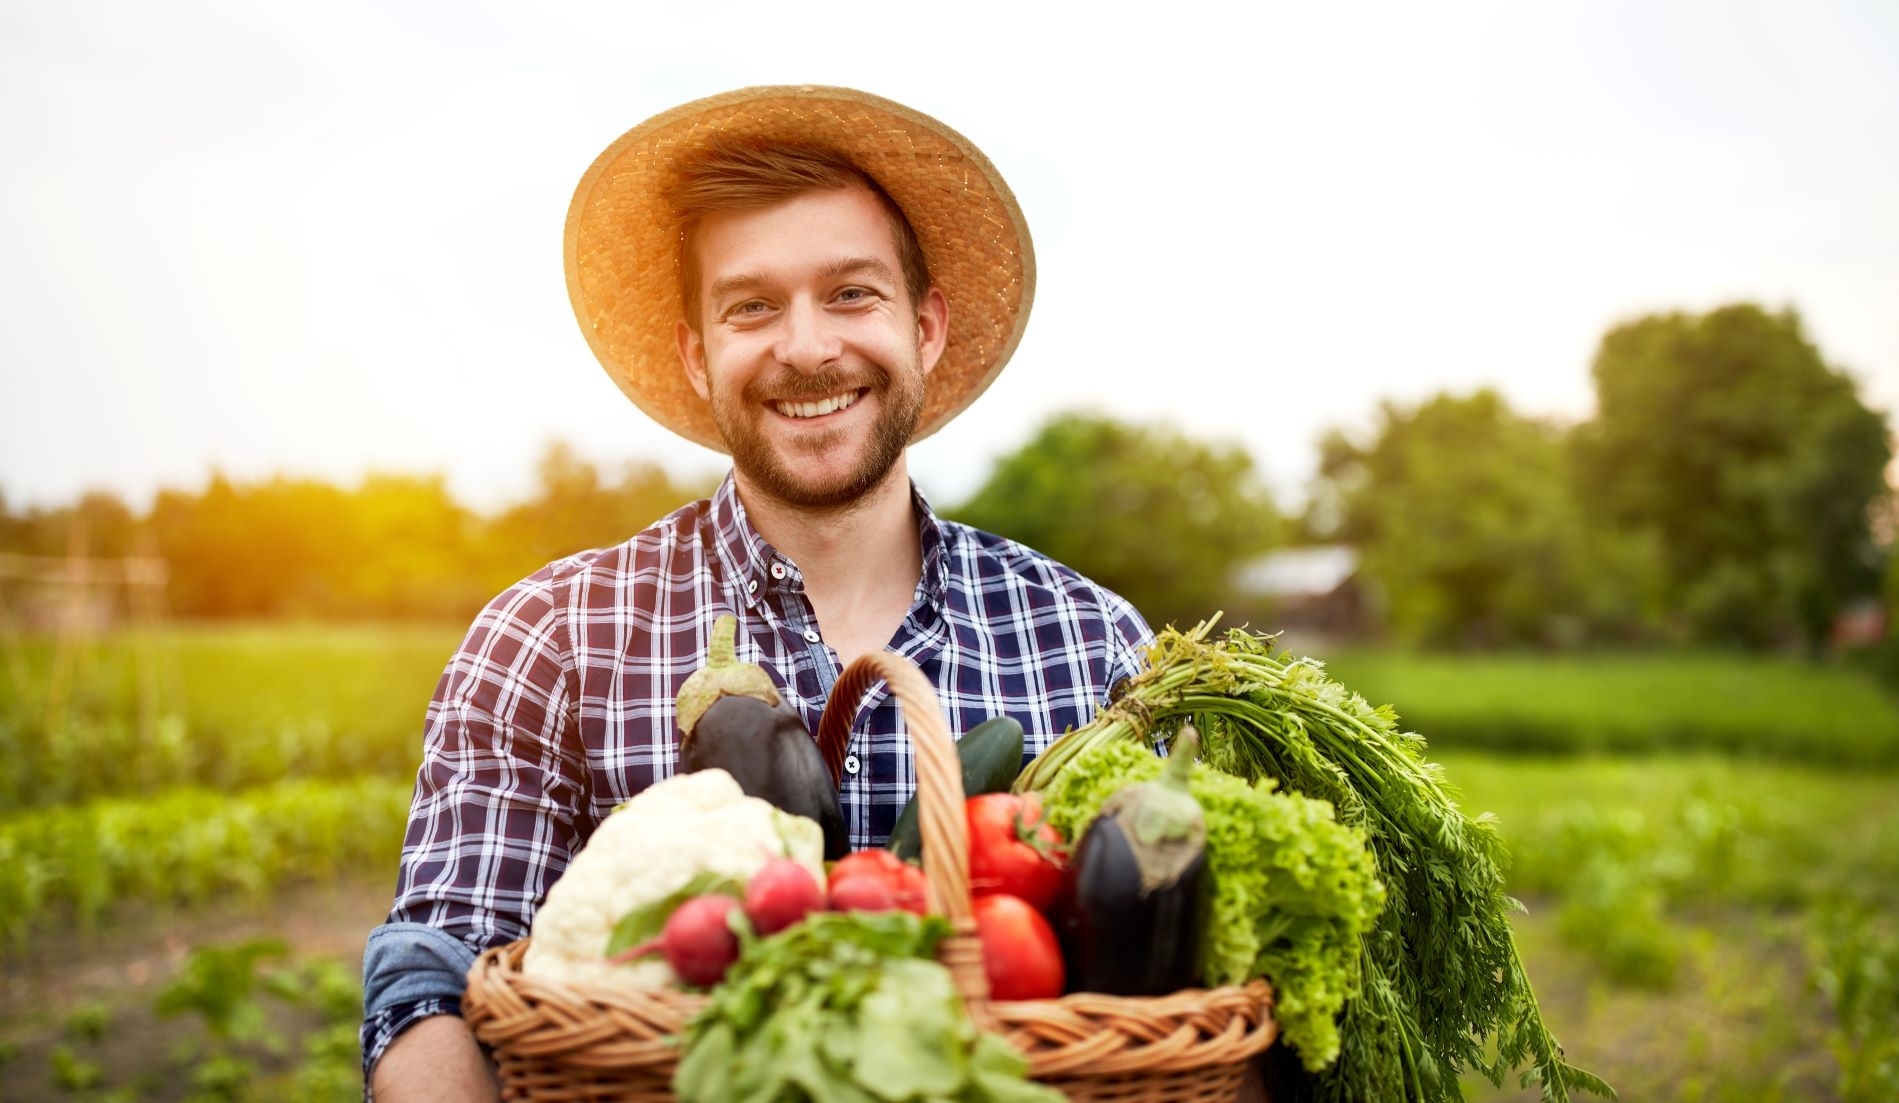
[486,442,711,575]
[948,412,1279,629]
[0,490,139,558]
[0,490,21,551]
[332,474,491,619]
[1574,305,1891,649]
[7,446,713,622]
[1311,390,1664,648]
[149,474,356,618]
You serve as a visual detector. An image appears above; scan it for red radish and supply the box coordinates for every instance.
[610,894,742,986]
[828,874,899,913]
[744,859,826,934]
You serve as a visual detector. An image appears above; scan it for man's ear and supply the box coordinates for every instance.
[676,319,710,400]
[916,286,949,377]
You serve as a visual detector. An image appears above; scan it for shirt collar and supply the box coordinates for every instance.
[707,471,950,610]
[911,482,949,609]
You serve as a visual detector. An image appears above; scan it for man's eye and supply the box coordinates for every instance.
[835,287,872,304]
[730,300,771,317]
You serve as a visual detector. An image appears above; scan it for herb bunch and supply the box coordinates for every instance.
[675,910,1060,1103]
[1016,621,1614,1103]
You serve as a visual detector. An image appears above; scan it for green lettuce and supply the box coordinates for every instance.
[1041,741,1385,1070]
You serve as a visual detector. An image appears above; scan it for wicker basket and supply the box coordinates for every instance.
[464,651,1278,1102]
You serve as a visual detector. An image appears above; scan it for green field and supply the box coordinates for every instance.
[1321,647,1899,766]
[3,625,1897,1101]
[0,623,457,811]
[1440,752,1899,1102]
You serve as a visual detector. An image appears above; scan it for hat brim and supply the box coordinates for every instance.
[565,85,1036,453]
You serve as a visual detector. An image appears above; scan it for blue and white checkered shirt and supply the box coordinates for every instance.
[360,472,1151,1083]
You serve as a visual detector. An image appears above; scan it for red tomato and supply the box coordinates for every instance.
[828,850,927,915]
[966,793,1065,913]
[972,893,1065,1001]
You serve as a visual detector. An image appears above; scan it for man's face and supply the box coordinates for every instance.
[676,185,948,511]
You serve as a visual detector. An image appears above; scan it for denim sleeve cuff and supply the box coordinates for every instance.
[360,921,484,1098]
[363,921,480,1013]
[360,995,462,1100]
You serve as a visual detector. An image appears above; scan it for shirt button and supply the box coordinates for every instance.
[770,563,787,580]
[746,579,758,594]
[803,628,820,644]
[844,753,860,776]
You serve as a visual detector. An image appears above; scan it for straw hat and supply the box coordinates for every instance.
[564,85,1036,452]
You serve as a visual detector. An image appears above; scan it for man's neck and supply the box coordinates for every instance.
[733,460,924,665]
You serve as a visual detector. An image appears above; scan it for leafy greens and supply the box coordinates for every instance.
[1018,622,1615,1103]
[675,910,1060,1103]
[1041,740,1384,1069]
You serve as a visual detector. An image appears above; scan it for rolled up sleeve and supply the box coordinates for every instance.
[359,922,478,1083]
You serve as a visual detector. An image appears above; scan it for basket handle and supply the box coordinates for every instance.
[819,653,973,924]
[817,652,991,1021]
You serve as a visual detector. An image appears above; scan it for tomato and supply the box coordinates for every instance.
[966,792,1065,913]
[972,893,1065,1001]
[828,850,927,915]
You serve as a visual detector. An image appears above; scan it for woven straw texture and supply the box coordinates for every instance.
[565,85,1035,453]
[463,651,1277,1102]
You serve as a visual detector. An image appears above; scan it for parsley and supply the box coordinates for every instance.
[675,910,1061,1103]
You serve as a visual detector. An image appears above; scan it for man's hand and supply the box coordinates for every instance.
[370,1015,499,1103]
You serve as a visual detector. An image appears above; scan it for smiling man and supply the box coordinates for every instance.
[361,87,1152,1100]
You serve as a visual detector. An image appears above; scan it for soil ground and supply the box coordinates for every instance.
[0,874,389,1103]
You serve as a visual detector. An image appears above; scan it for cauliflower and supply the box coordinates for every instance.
[522,768,826,991]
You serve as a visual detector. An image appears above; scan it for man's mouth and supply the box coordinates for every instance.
[771,389,863,420]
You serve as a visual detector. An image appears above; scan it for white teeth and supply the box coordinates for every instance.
[774,391,859,419]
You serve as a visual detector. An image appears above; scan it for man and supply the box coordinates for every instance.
[361,86,1152,1099]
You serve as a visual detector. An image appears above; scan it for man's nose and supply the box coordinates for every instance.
[774,297,844,372]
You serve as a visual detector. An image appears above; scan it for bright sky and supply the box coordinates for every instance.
[4,0,1896,514]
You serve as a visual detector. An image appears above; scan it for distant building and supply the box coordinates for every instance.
[1831,596,1887,651]
[1229,545,1367,643]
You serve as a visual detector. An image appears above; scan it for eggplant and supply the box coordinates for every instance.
[1054,726,1209,996]
[676,615,849,859]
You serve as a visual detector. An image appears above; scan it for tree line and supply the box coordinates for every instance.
[0,444,713,623]
[946,304,1892,651]
[3,304,1889,651]
[1309,304,1890,649]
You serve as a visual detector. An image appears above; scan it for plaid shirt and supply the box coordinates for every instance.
[361,472,1151,1083]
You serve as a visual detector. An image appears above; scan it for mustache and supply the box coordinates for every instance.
[744,366,887,404]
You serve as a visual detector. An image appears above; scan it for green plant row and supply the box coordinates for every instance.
[1322,649,1899,766]
[0,775,411,948]
[21,941,367,1103]
[0,623,457,813]
[1440,751,1899,989]
[1440,751,1899,1102]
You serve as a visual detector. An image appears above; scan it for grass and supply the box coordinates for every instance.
[1318,648,1899,766]
[0,622,460,811]
[1437,751,1899,913]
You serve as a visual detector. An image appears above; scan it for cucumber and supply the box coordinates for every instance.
[885,716,1025,859]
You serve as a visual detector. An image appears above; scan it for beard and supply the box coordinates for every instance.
[711,359,927,512]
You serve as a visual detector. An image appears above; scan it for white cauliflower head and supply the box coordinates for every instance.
[521,768,826,991]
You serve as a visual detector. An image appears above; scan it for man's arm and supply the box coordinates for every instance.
[362,571,588,1095]
[371,1016,498,1103]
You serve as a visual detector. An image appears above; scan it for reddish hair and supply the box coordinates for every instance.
[668,140,933,331]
